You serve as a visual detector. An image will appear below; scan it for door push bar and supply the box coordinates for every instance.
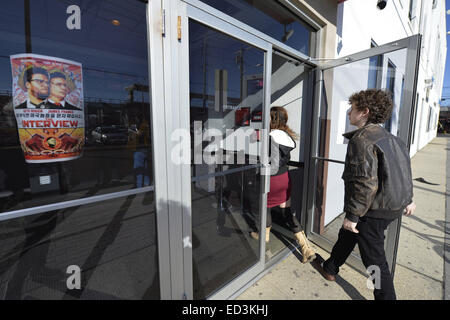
[311,156,345,165]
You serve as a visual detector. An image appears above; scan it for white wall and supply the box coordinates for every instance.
[410,0,446,155]
[336,0,412,56]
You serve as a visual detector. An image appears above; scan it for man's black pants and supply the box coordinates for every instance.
[323,216,397,300]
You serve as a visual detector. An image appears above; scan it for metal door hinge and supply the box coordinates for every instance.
[162,9,166,37]
[177,16,182,41]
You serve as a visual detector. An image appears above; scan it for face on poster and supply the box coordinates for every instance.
[10,53,84,163]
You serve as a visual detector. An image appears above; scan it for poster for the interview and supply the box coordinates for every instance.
[10,54,84,163]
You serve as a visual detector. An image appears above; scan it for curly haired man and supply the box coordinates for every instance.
[313,89,416,300]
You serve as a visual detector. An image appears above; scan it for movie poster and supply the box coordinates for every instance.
[10,54,84,163]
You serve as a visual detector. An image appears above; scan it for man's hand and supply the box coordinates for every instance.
[25,134,45,152]
[342,218,359,233]
[59,133,79,151]
[404,202,416,216]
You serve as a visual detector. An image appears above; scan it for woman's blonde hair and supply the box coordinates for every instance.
[270,106,298,140]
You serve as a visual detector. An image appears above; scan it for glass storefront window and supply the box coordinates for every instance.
[367,55,382,89]
[199,0,315,56]
[0,192,159,299]
[384,60,396,132]
[0,0,153,213]
[0,0,160,300]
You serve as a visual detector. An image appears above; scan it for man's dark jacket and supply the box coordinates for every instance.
[342,123,413,223]
[45,100,82,111]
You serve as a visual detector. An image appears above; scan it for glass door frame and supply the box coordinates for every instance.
[180,2,321,283]
[152,0,277,300]
[184,2,273,300]
[151,0,331,300]
[305,34,422,275]
[181,0,324,271]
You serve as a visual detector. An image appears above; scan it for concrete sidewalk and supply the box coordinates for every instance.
[237,136,449,300]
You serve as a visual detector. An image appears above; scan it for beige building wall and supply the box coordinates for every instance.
[293,0,338,60]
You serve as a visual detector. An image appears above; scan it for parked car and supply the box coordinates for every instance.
[91,126,128,145]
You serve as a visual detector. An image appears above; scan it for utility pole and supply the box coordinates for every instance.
[202,37,207,112]
[24,0,32,53]
[238,49,244,102]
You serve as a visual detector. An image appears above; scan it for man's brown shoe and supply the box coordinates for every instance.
[311,254,336,282]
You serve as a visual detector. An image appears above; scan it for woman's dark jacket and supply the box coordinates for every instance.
[342,124,413,222]
[269,129,296,177]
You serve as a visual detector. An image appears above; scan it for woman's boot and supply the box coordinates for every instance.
[250,227,271,243]
[294,230,316,263]
[265,226,271,242]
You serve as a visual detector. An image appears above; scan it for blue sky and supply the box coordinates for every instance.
[441,0,450,105]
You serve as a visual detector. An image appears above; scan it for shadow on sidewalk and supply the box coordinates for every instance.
[405,215,449,235]
[293,249,368,300]
[334,276,367,300]
[269,231,369,300]
[310,254,367,300]
[413,184,450,197]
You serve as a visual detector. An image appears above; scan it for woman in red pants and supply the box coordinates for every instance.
[251,106,316,263]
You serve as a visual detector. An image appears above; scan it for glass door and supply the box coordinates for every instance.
[306,35,421,274]
[164,2,273,299]
[265,51,314,262]
[189,19,266,299]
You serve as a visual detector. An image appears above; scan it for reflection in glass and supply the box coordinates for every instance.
[368,55,382,89]
[191,169,260,299]
[189,20,265,298]
[266,52,311,259]
[314,49,408,239]
[0,192,159,299]
[384,60,396,132]
[0,1,153,214]
[200,0,314,55]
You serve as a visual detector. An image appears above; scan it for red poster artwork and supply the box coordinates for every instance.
[10,54,84,163]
